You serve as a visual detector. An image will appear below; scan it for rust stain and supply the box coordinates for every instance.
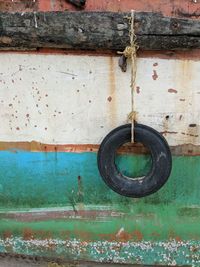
[168,230,182,242]
[136,86,140,94]
[60,230,71,240]
[23,228,34,240]
[100,229,143,242]
[153,62,158,67]
[152,70,158,80]
[174,59,197,144]
[116,230,132,242]
[161,131,178,135]
[132,230,143,241]
[171,144,200,156]
[1,142,200,156]
[98,233,114,241]
[0,142,99,153]
[107,96,112,102]
[34,230,52,240]
[168,88,178,93]
[74,230,92,241]
[3,210,123,222]
[162,115,170,137]
[181,132,199,138]
[186,123,199,144]
[108,57,117,126]
[3,48,200,61]
[175,60,193,91]
[175,236,182,242]
[189,124,197,128]
[3,231,12,239]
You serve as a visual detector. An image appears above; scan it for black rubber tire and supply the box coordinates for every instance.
[97,123,172,198]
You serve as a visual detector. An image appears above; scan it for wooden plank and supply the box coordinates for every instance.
[0,11,200,50]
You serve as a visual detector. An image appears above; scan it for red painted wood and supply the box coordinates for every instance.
[38,0,198,18]
[1,0,200,19]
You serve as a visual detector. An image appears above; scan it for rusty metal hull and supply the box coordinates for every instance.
[0,50,199,266]
[0,0,200,266]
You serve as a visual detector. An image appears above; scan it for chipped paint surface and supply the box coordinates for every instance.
[0,52,200,265]
[0,1,200,266]
[0,237,200,266]
[0,53,200,147]
[0,142,200,156]
[0,53,129,144]
[0,150,199,264]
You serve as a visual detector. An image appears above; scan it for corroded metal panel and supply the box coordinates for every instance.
[0,52,200,266]
[0,1,199,266]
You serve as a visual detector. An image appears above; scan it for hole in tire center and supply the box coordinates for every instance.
[115,142,152,179]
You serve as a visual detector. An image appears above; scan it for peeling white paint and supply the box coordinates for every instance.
[0,53,199,145]
[116,227,124,237]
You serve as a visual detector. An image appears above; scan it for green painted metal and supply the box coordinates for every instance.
[0,203,199,240]
[0,151,200,208]
[0,151,199,265]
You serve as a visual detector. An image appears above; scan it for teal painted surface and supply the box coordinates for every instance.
[0,151,200,265]
[0,151,199,208]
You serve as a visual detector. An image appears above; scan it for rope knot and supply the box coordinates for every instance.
[118,46,137,59]
[128,111,137,122]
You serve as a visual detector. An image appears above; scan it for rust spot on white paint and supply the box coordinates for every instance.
[152,70,158,80]
[189,124,197,128]
[107,96,112,102]
[181,132,198,137]
[136,86,140,94]
[161,131,178,135]
[168,88,178,93]
[108,57,117,126]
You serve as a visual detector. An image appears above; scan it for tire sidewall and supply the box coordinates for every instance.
[98,124,172,198]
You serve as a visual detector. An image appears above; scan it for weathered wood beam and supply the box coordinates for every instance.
[0,11,200,51]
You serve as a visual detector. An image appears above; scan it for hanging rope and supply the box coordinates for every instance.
[118,10,139,143]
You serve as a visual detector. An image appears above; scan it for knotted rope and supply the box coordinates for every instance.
[118,10,139,143]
